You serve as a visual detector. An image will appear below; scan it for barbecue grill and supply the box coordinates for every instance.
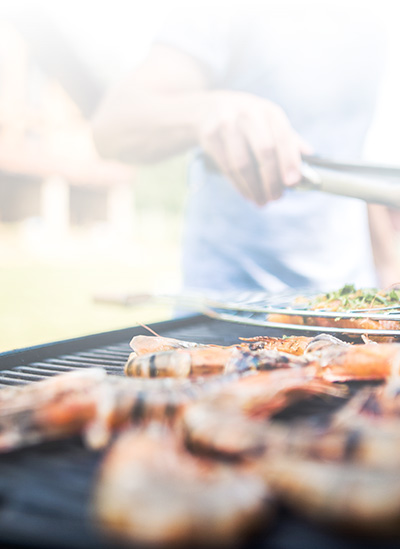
[0,314,399,549]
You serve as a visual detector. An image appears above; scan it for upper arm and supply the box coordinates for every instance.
[92,43,212,161]
[126,43,211,93]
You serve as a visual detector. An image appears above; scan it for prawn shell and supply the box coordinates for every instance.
[260,417,400,469]
[93,427,273,546]
[124,348,235,378]
[213,370,346,418]
[0,369,108,452]
[182,402,268,459]
[315,343,400,381]
[124,351,192,378]
[130,335,202,355]
[240,335,313,355]
[259,456,400,535]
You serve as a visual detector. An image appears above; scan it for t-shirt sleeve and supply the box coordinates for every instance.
[154,5,232,86]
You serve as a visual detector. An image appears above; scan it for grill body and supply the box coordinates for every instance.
[0,314,398,549]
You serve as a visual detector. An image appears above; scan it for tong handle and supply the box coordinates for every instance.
[302,154,400,178]
[299,162,400,209]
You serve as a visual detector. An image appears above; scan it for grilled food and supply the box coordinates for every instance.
[268,284,400,339]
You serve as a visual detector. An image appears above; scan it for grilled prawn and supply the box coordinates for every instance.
[92,425,272,547]
[258,456,400,535]
[130,333,344,357]
[182,402,267,459]
[265,418,400,469]
[125,346,237,377]
[128,333,387,382]
[252,334,400,383]
[0,369,222,451]
[124,343,314,379]
[0,368,107,451]
[310,342,400,381]
[211,369,346,418]
[182,369,346,458]
[333,373,400,423]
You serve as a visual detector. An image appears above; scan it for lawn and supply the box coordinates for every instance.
[0,232,182,353]
[0,231,181,352]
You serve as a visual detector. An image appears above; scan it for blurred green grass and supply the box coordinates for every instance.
[0,253,177,353]
[0,157,187,353]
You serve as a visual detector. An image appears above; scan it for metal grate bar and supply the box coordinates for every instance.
[0,370,48,382]
[0,378,30,386]
[0,343,129,387]
[102,343,131,350]
[26,362,124,376]
[46,356,125,366]
[83,354,127,362]
[0,379,31,389]
[77,353,128,363]
[80,346,130,356]
[26,363,78,373]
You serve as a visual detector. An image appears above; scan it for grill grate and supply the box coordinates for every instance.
[0,316,399,549]
[0,343,131,387]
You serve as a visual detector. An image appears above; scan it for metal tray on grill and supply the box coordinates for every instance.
[179,289,400,338]
[0,314,399,549]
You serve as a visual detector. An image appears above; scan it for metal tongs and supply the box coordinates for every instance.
[299,155,400,208]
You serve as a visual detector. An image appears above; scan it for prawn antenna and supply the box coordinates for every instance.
[137,323,161,337]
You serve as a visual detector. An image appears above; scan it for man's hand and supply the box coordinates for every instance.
[93,44,310,203]
[196,91,311,206]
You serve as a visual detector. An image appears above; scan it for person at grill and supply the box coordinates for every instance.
[92,1,400,295]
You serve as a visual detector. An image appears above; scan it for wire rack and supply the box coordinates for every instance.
[181,289,400,338]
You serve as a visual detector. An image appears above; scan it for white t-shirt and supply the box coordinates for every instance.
[156,1,385,294]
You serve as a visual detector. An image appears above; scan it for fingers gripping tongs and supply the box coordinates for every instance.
[299,155,400,208]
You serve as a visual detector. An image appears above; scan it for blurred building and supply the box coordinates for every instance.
[0,10,135,242]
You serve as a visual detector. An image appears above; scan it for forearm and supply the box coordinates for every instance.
[92,39,305,207]
[92,86,209,164]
